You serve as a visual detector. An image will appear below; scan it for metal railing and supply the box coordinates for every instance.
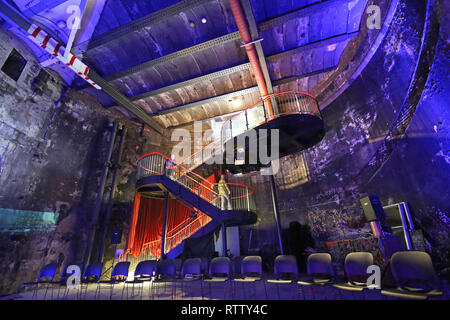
[164,210,211,254]
[176,91,321,170]
[221,90,321,142]
[137,152,256,212]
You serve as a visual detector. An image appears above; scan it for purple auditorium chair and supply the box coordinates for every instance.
[332,252,375,300]
[381,251,444,300]
[178,258,204,299]
[155,259,177,299]
[80,262,103,300]
[297,253,335,300]
[204,257,232,299]
[298,253,334,285]
[333,252,374,292]
[125,260,157,300]
[232,256,267,299]
[21,263,59,300]
[95,261,130,300]
[266,255,299,299]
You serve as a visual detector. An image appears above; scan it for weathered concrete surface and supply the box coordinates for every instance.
[0,27,169,294]
[237,0,449,272]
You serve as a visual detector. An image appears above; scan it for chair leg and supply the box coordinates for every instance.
[83,283,88,300]
[31,284,36,300]
[263,281,269,300]
[208,282,212,300]
[200,280,204,300]
[110,284,114,300]
[32,284,38,300]
[148,281,153,300]
[43,283,50,300]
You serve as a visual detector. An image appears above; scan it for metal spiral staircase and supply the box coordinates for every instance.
[129,91,324,261]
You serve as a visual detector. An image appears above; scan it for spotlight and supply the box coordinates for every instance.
[201,17,207,24]
[189,21,195,28]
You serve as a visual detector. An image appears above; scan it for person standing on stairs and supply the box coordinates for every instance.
[218,174,232,210]
[165,154,175,179]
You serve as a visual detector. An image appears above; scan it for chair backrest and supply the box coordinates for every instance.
[37,263,59,281]
[241,256,262,277]
[209,257,231,278]
[83,262,103,281]
[172,259,183,273]
[274,255,298,278]
[111,262,130,280]
[307,253,334,278]
[390,251,439,289]
[181,258,201,276]
[345,252,373,282]
[157,259,176,276]
[60,263,83,282]
[134,260,157,278]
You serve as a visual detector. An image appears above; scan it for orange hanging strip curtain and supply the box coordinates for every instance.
[126,193,193,258]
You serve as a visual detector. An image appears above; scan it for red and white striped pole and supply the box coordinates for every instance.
[27,23,101,90]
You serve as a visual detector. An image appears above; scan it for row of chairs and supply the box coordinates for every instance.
[21,250,445,300]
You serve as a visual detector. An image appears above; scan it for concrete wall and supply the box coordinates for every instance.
[0,27,169,294]
[237,0,449,271]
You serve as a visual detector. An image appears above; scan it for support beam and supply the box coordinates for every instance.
[164,67,336,129]
[104,32,241,82]
[151,58,340,119]
[240,0,273,94]
[104,33,351,111]
[98,124,127,262]
[0,0,164,134]
[126,63,251,103]
[73,0,212,54]
[83,122,118,267]
[82,0,345,83]
[221,223,227,257]
[154,86,259,116]
[86,70,164,134]
[270,174,284,255]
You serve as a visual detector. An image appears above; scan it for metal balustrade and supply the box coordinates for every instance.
[131,91,319,260]
[221,90,321,146]
[137,152,255,212]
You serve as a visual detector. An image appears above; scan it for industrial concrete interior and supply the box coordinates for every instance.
[0,0,449,303]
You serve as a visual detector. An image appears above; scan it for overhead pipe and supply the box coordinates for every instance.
[228,0,274,117]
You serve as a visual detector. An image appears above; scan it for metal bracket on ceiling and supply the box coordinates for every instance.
[240,38,264,47]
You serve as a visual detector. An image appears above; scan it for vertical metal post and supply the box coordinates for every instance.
[221,223,227,257]
[160,192,169,260]
[98,125,127,262]
[270,174,284,255]
[83,122,118,267]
